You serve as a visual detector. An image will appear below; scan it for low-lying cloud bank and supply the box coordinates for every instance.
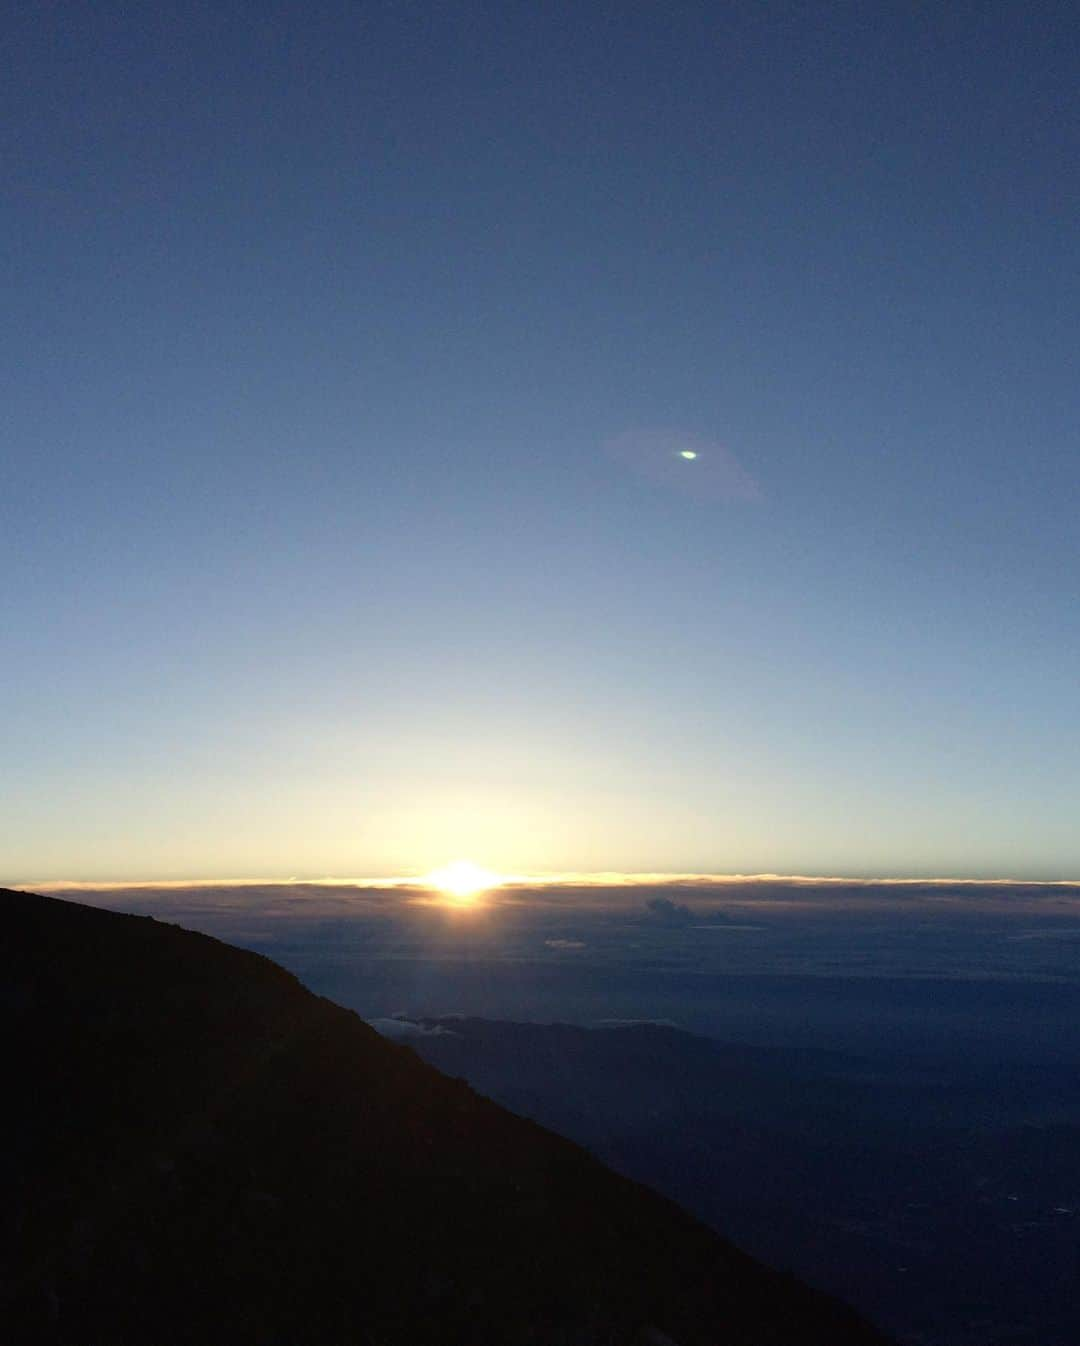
[14,877,1077,942]
[19,873,1080,920]
[11,875,1080,980]
[11,874,1080,1017]
[366,1016,459,1041]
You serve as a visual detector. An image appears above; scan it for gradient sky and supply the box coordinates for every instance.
[4,1,1078,882]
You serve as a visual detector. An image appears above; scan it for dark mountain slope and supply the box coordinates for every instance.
[1,889,890,1345]
[402,1017,1080,1346]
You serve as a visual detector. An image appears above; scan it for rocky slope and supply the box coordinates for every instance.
[0,888,891,1345]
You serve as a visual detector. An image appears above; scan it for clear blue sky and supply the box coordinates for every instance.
[4,1,1078,881]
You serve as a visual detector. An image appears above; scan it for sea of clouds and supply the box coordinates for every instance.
[17,876,1080,1063]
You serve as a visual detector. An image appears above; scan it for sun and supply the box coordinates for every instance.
[422,860,501,902]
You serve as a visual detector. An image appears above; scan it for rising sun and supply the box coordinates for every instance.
[422,859,501,902]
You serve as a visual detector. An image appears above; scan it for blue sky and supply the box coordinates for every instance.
[4,1,1078,881]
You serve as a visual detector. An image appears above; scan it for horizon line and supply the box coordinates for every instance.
[12,870,1080,893]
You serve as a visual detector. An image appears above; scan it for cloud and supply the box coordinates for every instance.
[544,938,586,950]
[1006,929,1080,942]
[592,1018,681,1030]
[367,1017,459,1041]
[604,428,762,503]
[18,874,1080,936]
[642,896,696,926]
[641,896,733,927]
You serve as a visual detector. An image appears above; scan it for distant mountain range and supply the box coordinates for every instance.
[1,888,890,1345]
[397,1016,1080,1346]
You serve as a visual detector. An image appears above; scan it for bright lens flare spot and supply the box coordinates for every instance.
[423,860,501,902]
[679,449,698,460]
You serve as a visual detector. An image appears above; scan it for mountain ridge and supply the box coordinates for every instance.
[1,887,892,1344]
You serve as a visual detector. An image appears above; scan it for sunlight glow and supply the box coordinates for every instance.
[422,860,501,901]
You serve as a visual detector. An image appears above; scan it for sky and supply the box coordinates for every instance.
[4,1,1078,882]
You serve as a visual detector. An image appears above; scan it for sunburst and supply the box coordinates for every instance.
[422,860,501,902]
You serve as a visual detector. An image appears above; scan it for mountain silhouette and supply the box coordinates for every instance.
[1,888,892,1345]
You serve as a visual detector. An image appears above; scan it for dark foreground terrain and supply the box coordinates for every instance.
[399,1016,1080,1346]
[0,888,890,1346]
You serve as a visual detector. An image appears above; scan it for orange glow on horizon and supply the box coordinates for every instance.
[420,860,502,903]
